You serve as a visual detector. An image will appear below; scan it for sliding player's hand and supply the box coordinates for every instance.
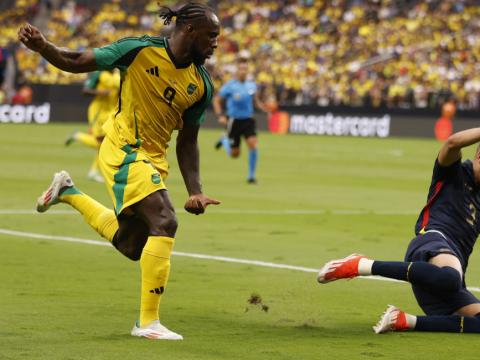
[184,194,220,215]
[18,23,48,53]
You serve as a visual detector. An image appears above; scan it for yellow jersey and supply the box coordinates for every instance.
[85,70,120,127]
[93,36,214,171]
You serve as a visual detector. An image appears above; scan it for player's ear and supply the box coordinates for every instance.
[185,24,194,33]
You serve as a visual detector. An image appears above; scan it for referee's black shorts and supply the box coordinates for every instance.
[227,118,256,148]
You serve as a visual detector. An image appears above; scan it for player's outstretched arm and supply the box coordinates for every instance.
[438,128,480,166]
[18,23,97,73]
[176,123,220,215]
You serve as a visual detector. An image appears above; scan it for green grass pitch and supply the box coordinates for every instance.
[0,123,479,359]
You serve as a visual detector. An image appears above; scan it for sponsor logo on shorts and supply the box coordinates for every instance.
[151,173,161,184]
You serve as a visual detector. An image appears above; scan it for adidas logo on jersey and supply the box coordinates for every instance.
[146,66,159,77]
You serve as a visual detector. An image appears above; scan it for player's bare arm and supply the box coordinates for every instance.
[213,94,227,125]
[176,123,220,215]
[438,128,480,166]
[18,23,97,73]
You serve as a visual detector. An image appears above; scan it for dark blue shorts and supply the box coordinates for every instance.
[404,231,479,315]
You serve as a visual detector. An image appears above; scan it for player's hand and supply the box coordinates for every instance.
[218,115,228,126]
[184,194,220,215]
[18,23,48,53]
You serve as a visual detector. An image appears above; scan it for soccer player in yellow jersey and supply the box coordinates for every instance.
[18,2,221,340]
[66,69,121,182]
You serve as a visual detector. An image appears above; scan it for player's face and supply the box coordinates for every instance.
[237,63,248,81]
[191,14,220,65]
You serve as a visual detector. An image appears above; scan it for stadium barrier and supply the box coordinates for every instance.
[5,84,475,139]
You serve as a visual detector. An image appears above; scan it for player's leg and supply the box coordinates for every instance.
[87,153,105,183]
[245,135,258,184]
[244,118,258,183]
[374,306,480,334]
[374,265,480,333]
[111,213,149,260]
[215,122,232,155]
[87,136,105,183]
[318,234,463,293]
[318,254,463,292]
[36,171,118,243]
[408,288,480,333]
[65,131,99,148]
[128,190,182,340]
[227,119,240,158]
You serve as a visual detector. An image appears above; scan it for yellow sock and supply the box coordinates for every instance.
[76,132,99,149]
[89,154,99,174]
[60,187,118,242]
[140,236,174,326]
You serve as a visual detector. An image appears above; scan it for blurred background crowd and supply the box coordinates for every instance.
[1,0,480,110]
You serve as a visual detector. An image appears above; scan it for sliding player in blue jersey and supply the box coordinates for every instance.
[318,127,480,334]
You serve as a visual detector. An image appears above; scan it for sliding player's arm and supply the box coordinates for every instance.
[438,128,480,166]
[18,23,97,73]
[176,123,220,215]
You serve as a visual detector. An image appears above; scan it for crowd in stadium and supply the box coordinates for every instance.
[1,0,480,110]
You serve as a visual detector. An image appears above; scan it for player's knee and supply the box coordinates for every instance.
[151,209,178,237]
[112,236,143,261]
[122,246,143,261]
[438,266,462,292]
[231,149,240,158]
[162,215,178,236]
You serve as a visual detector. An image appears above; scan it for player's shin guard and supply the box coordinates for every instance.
[416,315,480,333]
[139,236,174,326]
[59,188,118,242]
[248,148,258,180]
[371,261,462,293]
[76,132,100,149]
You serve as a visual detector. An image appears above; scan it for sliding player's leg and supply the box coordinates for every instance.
[318,233,463,294]
[374,303,480,334]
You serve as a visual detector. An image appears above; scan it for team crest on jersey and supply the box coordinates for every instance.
[151,173,161,184]
[187,83,198,95]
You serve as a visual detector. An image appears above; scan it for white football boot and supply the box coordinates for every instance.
[36,171,74,213]
[131,320,183,340]
[373,305,409,334]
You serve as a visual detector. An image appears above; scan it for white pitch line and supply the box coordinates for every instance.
[0,209,419,216]
[1,228,479,293]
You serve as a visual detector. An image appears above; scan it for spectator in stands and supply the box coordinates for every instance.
[7,0,480,110]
